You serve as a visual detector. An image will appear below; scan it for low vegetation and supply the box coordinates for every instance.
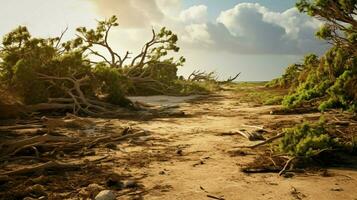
[0,16,237,118]
[267,0,357,112]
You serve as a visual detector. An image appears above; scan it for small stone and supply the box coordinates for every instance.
[78,188,90,198]
[106,177,124,190]
[31,175,46,184]
[282,172,295,178]
[176,149,183,156]
[87,183,105,197]
[159,171,165,175]
[105,143,117,150]
[26,184,46,196]
[95,190,116,200]
[124,180,138,188]
[331,187,343,192]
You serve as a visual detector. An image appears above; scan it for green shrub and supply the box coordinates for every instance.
[93,64,132,106]
[264,96,283,105]
[279,123,333,158]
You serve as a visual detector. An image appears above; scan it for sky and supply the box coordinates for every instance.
[0,0,329,81]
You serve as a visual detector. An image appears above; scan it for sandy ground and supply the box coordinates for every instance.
[112,91,357,200]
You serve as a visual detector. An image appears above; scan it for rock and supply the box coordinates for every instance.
[105,143,117,150]
[106,176,124,190]
[124,180,138,188]
[23,198,37,200]
[87,183,105,197]
[78,188,90,199]
[31,175,47,184]
[331,187,343,191]
[175,149,183,156]
[282,172,295,178]
[26,184,46,196]
[95,190,116,200]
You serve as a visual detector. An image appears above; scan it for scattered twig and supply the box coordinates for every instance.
[279,157,295,176]
[207,194,225,200]
[235,132,284,149]
[2,161,82,176]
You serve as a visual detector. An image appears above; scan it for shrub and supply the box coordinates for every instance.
[279,123,333,158]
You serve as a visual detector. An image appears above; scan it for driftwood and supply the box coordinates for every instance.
[1,135,78,157]
[218,72,241,84]
[235,130,265,141]
[34,73,136,117]
[0,124,44,130]
[235,132,284,149]
[88,130,147,148]
[2,161,81,176]
[207,194,225,200]
[279,157,296,176]
[188,70,218,82]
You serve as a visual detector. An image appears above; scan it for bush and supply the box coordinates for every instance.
[273,47,356,112]
[264,96,283,105]
[279,123,333,158]
[93,64,132,106]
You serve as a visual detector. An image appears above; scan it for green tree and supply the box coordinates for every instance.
[297,0,357,55]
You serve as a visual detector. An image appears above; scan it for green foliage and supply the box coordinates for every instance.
[272,46,356,112]
[171,79,220,95]
[296,0,357,53]
[273,0,356,112]
[264,96,283,105]
[279,122,333,158]
[265,64,304,88]
[92,64,131,106]
[0,16,212,109]
[319,69,357,112]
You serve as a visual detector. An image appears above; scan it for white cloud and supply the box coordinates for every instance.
[182,23,213,45]
[91,0,164,28]
[183,2,329,55]
[156,0,182,17]
[180,5,208,24]
[0,0,97,41]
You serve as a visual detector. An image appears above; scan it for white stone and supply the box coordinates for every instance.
[95,190,116,200]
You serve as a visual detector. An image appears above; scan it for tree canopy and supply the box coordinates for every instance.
[267,0,357,112]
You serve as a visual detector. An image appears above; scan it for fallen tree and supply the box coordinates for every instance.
[188,70,241,83]
[0,17,185,116]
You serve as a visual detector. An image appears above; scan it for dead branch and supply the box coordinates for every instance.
[55,27,69,49]
[235,130,265,141]
[235,132,284,149]
[0,124,44,130]
[207,194,225,200]
[129,29,156,69]
[278,157,295,176]
[219,72,241,83]
[34,72,133,117]
[1,135,77,156]
[2,161,81,176]
[88,130,147,148]
[188,70,217,82]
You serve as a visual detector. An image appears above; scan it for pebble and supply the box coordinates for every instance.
[124,180,138,188]
[95,190,116,200]
[331,187,343,191]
